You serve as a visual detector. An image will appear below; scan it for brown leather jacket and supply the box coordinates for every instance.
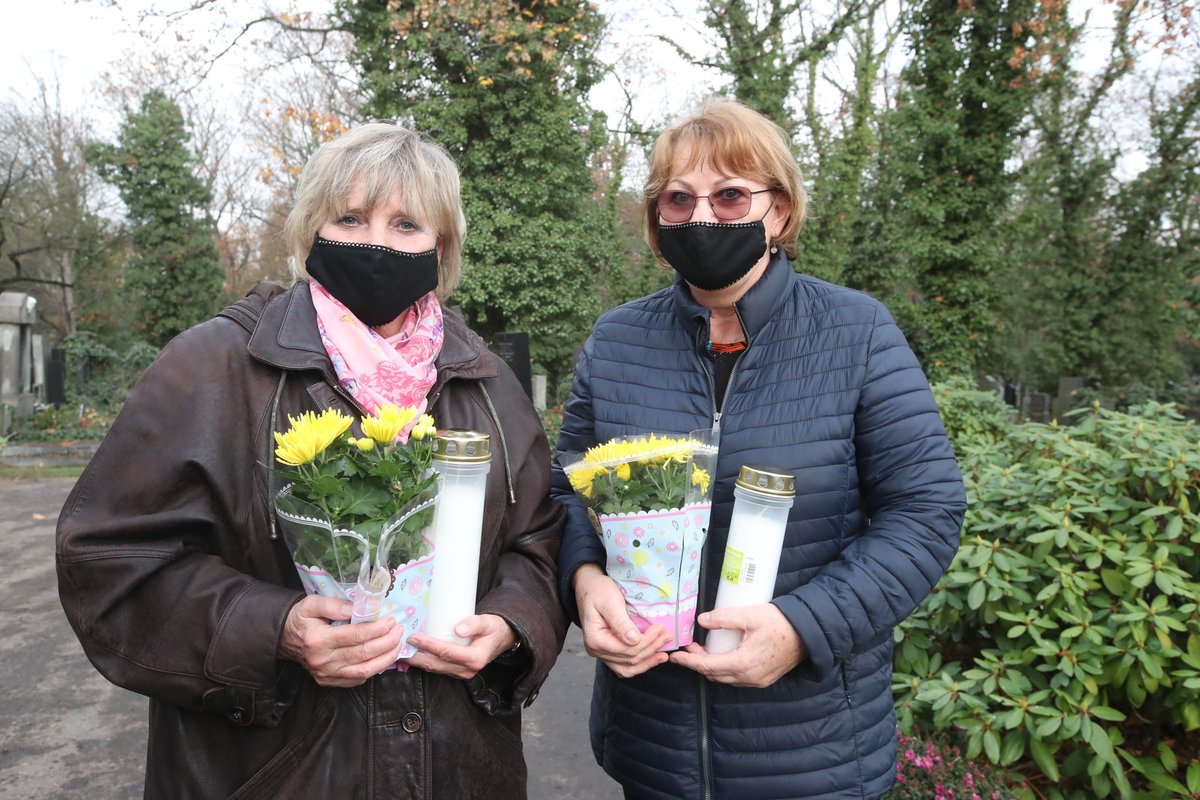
[56,282,567,799]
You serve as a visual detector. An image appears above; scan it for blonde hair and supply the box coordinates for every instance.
[643,98,806,261]
[283,121,467,302]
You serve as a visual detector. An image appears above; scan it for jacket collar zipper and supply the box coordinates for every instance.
[696,302,749,800]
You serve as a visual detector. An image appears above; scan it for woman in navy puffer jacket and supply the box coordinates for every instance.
[552,99,966,800]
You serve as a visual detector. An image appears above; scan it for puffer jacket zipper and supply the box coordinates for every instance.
[695,303,751,800]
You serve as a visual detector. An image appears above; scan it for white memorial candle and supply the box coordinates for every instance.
[424,430,491,645]
[706,465,795,655]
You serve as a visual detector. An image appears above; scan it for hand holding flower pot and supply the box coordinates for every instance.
[272,405,439,659]
[562,432,718,651]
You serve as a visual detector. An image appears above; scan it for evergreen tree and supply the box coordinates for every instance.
[882,0,1043,379]
[1001,3,1130,390]
[86,89,224,346]
[335,0,621,385]
[679,0,873,129]
[1003,3,1199,391]
[798,15,896,289]
[1092,72,1200,387]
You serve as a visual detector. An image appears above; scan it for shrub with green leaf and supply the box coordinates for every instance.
[932,375,1015,450]
[62,332,158,412]
[896,394,1200,799]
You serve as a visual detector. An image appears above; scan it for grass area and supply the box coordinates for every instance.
[0,465,84,480]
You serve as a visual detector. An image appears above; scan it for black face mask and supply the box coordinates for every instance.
[305,236,439,327]
[657,220,768,291]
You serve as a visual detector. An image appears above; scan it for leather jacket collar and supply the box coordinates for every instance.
[230,281,498,393]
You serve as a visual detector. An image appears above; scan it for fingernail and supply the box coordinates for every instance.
[623,630,640,644]
[454,623,469,637]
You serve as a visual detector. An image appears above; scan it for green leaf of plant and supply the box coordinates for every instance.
[1087,723,1117,767]
[968,580,986,610]
[1089,706,1126,722]
[983,729,1001,763]
[1182,703,1200,731]
[1029,736,1060,782]
[1101,568,1130,595]
[1143,770,1188,793]
[1001,730,1026,765]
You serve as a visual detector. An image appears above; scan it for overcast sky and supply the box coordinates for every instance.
[0,0,1170,188]
[0,0,718,130]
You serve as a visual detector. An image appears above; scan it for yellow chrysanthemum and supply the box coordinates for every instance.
[355,437,376,452]
[691,466,711,494]
[581,435,692,468]
[274,409,354,466]
[410,413,437,440]
[615,463,632,481]
[566,466,597,493]
[361,404,420,445]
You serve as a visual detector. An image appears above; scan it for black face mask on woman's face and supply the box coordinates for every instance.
[305,236,439,327]
[657,220,769,292]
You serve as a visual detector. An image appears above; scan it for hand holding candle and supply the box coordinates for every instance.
[705,465,795,655]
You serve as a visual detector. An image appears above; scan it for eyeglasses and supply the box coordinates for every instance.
[656,187,774,223]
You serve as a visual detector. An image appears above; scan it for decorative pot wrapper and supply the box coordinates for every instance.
[276,486,437,660]
[597,504,712,650]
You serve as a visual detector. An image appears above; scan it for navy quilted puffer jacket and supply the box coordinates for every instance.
[552,254,966,800]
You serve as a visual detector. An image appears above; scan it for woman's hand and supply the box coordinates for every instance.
[279,595,404,687]
[668,604,807,688]
[405,614,517,679]
[574,564,672,677]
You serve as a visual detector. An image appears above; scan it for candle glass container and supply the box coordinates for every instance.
[705,465,795,654]
[424,430,491,644]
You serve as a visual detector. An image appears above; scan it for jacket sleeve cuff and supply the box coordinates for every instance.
[772,593,836,681]
[197,582,305,728]
[474,584,557,707]
[556,505,606,626]
[206,581,304,688]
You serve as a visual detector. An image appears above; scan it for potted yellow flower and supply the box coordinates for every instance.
[273,404,438,658]
[561,431,718,650]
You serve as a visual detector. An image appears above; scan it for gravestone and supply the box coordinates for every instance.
[1023,391,1052,423]
[977,375,1004,398]
[1053,376,1085,420]
[493,331,533,399]
[47,348,67,407]
[0,292,40,422]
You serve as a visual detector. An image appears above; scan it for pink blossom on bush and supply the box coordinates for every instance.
[885,731,1020,800]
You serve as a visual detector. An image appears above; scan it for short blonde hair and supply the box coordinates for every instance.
[283,121,467,302]
[643,98,806,261]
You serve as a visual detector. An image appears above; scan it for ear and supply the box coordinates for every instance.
[768,196,792,240]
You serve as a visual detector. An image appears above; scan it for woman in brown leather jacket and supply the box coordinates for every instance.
[56,121,566,799]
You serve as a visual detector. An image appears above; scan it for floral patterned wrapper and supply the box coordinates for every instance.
[562,431,718,651]
[275,485,438,661]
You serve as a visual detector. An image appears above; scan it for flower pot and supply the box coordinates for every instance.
[597,503,711,651]
[276,486,438,660]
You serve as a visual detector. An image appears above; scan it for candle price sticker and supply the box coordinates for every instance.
[720,547,758,586]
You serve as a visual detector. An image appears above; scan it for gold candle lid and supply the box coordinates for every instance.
[735,465,795,497]
[433,429,491,462]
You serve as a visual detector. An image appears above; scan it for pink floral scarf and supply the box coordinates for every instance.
[310,281,443,426]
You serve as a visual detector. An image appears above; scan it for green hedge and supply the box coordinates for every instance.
[896,383,1200,798]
